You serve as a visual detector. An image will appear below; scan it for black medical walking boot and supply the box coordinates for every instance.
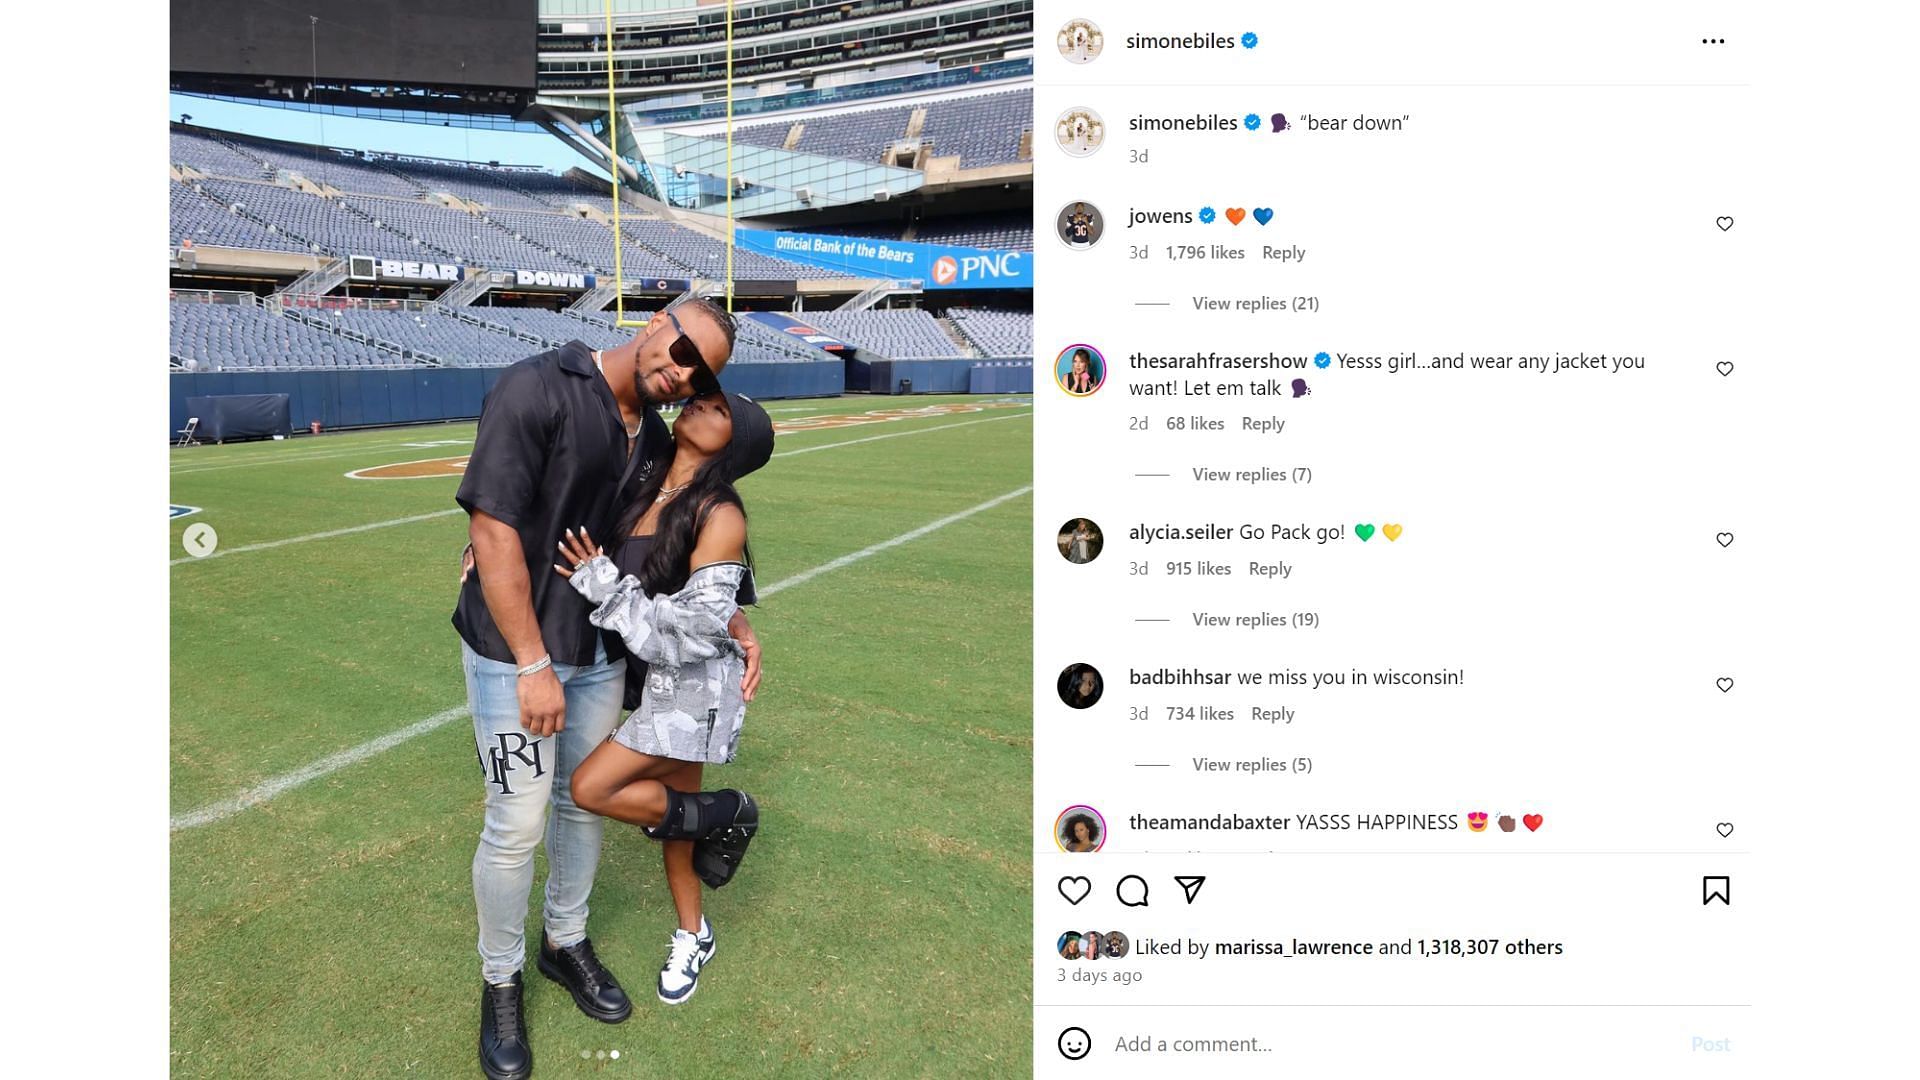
[692,790,760,888]
[536,933,633,1023]
[645,789,761,888]
[478,972,532,1080]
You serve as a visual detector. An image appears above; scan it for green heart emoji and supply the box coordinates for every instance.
[1355,523,1376,541]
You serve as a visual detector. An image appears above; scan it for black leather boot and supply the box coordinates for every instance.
[478,972,532,1080]
[536,933,633,1023]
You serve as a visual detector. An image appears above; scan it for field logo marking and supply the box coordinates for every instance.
[772,400,1027,433]
[346,456,471,480]
[168,485,1032,831]
[170,504,202,519]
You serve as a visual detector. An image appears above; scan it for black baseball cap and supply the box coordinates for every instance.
[717,392,773,482]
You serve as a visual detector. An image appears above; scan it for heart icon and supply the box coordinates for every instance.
[1252,207,1274,225]
[1716,532,1734,548]
[1523,813,1544,832]
[1382,523,1403,541]
[1058,876,1091,905]
[1716,216,1734,231]
[1354,523,1375,542]
[1716,361,1734,376]
[1716,677,1734,693]
[1716,822,1734,838]
[1225,207,1247,225]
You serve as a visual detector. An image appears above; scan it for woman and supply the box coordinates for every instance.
[1067,519,1097,564]
[1062,666,1101,709]
[1085,931,1104,962]
[1062,814,1100,852]
[1059,933,1083,960]
[1061,349,1097,395]
[555,389,774,1007]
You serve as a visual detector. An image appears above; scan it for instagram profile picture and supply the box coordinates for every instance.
[1056,806,1106,853]
[1055,107,1105,157]
[1055,344,1105,396]
[1057,18,1104,64]
[1058,518,1103,565]
[1058,663,1103,709]
[1056,201,1103,250]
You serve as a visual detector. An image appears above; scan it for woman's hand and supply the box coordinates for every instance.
[552,526,603,579]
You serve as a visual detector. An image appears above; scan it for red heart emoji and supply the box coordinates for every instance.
[1523,813,1544,832]
[1225,207,1247,225]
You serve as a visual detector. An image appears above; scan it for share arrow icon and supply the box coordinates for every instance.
[1175,875,1206,904]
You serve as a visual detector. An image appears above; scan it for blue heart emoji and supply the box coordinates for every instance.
[1252,207,1273,225]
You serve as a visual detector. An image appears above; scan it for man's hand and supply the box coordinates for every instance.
[728,608,762,702]
[518,665,566,736]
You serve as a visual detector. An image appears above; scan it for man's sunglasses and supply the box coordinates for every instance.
[664,310,722,398]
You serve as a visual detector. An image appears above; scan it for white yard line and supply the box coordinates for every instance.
[168,485,1033,831]
[168,509,466,566]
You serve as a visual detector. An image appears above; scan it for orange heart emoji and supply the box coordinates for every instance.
[1225,207,1247,225]
[1383,523,1403,541]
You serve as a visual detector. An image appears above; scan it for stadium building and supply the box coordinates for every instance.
[168,0,1033,441]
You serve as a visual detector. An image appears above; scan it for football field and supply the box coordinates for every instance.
[169,395,1033,1077]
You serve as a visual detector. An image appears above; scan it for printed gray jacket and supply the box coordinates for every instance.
[569,554,747,733]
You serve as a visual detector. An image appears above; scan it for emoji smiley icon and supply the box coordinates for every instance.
[1058,1027,1092,1061]
[1468,812,1488,833]
[1498,815,1516,833]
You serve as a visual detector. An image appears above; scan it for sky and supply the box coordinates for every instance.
[168,92,606,177]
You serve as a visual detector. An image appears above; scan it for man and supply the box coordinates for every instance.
[452,299,759,1080]
[1064,203,1095,248]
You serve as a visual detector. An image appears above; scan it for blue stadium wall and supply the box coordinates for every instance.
[169,364,844,438]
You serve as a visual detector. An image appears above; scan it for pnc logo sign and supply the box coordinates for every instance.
[927,251,1027,288]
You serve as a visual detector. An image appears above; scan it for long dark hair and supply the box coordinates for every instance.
[612,448,752,597]
[1063,814,1100,845]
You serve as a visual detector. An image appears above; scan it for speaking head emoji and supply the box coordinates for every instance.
[1290,378,1310,398]
[1468,812,1488,833]
[1272,113,1291,132]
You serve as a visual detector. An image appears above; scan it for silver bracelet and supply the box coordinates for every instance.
[516,654,552,678]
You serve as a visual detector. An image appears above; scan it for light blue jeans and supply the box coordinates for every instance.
[462,638,626,984]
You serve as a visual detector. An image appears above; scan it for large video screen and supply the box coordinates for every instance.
[170,0,536,90]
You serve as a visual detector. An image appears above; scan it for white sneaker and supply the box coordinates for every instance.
[658,918,713,1004]
[696,915,716,966]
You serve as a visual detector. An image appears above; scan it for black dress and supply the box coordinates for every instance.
[606,535,657,710]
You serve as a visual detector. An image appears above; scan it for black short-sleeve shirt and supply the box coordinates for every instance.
[452,341,671,666]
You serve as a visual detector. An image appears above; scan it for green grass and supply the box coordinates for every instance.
[170,395,1032,1077]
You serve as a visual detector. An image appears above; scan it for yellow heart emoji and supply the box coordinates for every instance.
[1382,523,1403,541]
